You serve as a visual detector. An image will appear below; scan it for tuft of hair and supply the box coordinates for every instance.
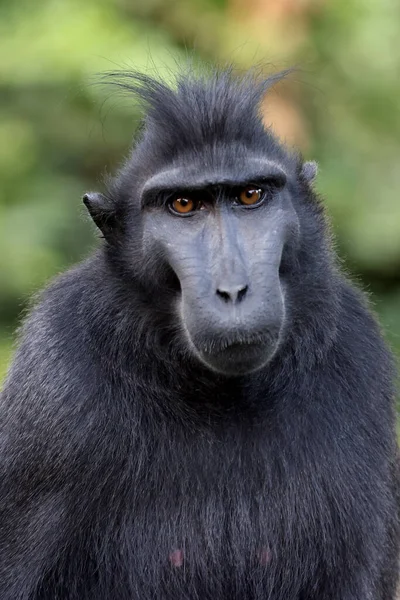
[102,66,292,154]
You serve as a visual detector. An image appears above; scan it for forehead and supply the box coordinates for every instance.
[139,141,292,198]
[141,158,286,196]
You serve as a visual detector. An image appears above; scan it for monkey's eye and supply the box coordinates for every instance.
[237,186,263,206]
[169,196,199,215]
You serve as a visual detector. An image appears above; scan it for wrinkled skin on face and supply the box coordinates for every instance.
[138,163,300,376]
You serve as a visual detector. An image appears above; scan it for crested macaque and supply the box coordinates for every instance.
[0,69,399,600]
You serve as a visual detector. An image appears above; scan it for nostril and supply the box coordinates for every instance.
[237,285,248,303]
[216,289,231,303]
[216,284,248,304]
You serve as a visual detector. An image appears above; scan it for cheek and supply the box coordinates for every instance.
[160,235,211,290]
[142,225,210,299]
[142,214,172,250]
[241,229,284,282]
[136,229,173,289]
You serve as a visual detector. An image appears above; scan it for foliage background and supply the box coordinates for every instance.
[0,0,400,384]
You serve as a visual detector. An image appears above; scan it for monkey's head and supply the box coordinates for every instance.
[84,70,335,377]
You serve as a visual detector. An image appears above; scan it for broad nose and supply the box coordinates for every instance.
[216,283,249,305]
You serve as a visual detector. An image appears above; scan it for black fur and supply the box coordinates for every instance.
[0,68,399,600]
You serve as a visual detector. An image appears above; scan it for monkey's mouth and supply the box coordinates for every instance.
[194,333,278,376]
[198,332,270,354]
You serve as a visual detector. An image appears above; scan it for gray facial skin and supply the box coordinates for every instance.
[141,164,299,376]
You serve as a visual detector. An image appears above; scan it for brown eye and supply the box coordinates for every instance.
[171,197,196,214]
[238,186,263,206]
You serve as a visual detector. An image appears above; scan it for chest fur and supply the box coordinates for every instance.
[82,407,385,600]
[107,427,371,599]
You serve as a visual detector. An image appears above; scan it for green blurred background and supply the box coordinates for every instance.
[1,0,400,383]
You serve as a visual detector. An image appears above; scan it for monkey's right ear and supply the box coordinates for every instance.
[300,161,318,183]
[83,192,117,239]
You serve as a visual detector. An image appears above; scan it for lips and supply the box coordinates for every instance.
[196,331,272,355]
[197,337,274,376]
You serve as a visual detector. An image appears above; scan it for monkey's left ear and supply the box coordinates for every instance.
[83,192,117,239]
[300,161,318,183]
